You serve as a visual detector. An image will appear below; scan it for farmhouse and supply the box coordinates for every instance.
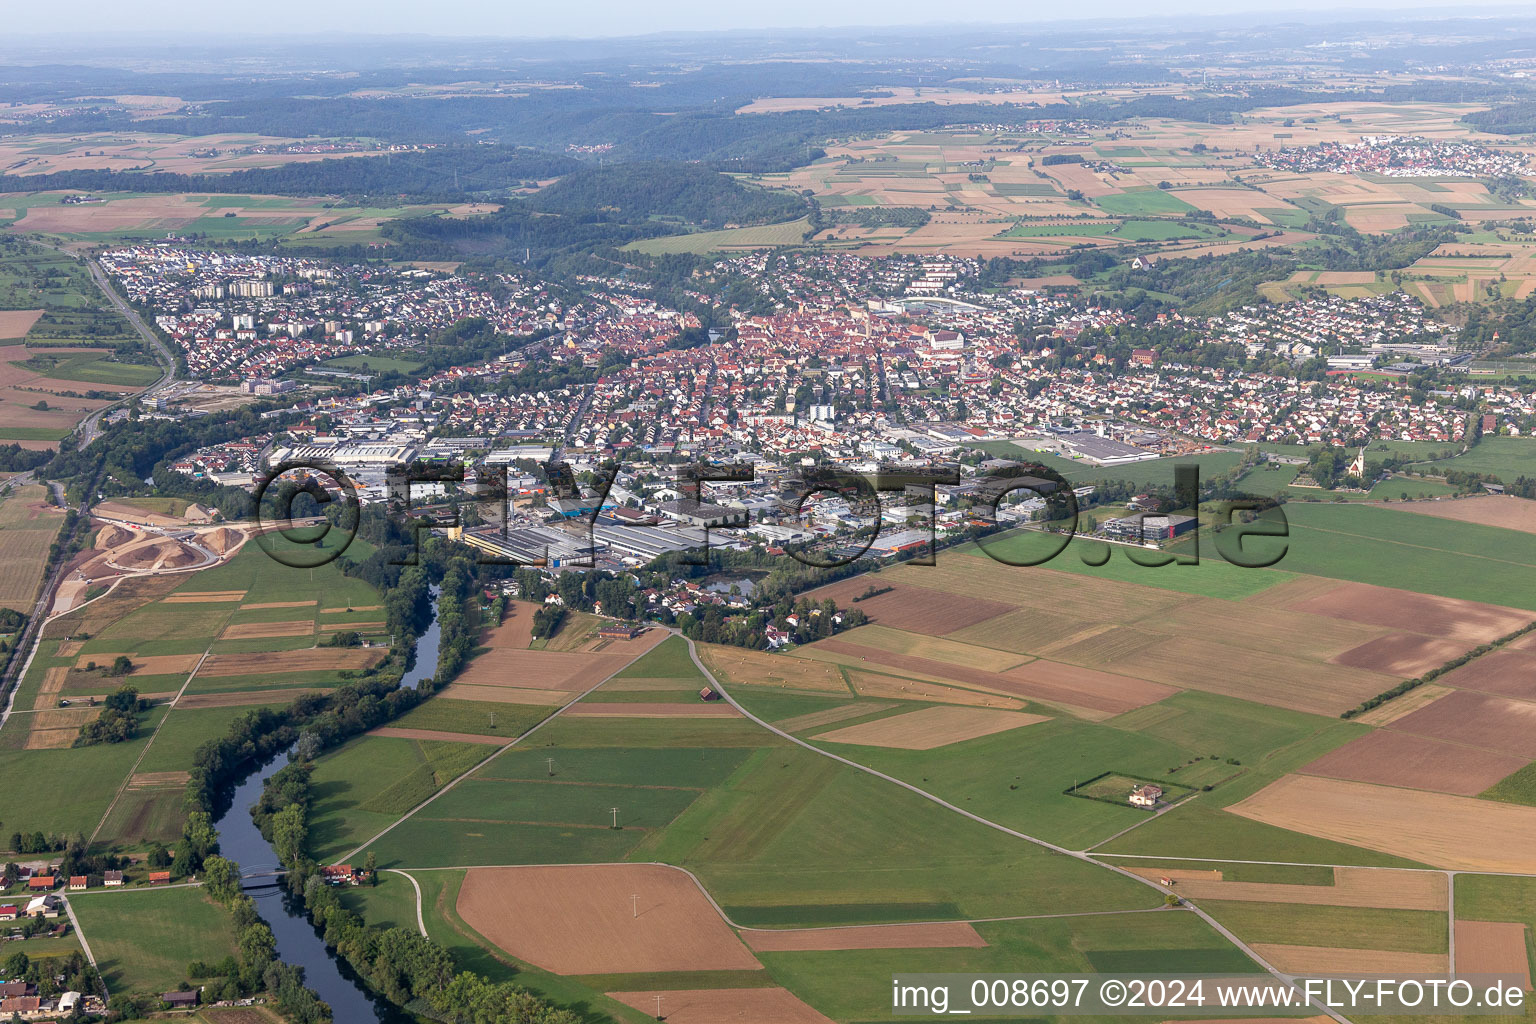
[103,870,124,887]
[26,875,54,891]
[597,623,643,640]
[0,905,17,922]
[68,876,88,891]
[24,894,61,919]
[321,864,366,886]
[1129,784,1163,809]
[147,871,171,886]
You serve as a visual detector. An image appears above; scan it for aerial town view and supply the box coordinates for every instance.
[10,3,1536,1022]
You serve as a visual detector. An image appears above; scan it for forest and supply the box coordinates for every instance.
[524,162,807,227]
[0,145,578,201]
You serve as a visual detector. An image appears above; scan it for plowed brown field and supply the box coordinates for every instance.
[456,864,761,974]
[1300,730,1526,796]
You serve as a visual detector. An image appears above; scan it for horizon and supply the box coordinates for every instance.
[6,1,1536,44]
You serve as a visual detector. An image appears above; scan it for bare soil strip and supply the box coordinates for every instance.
[456,864,762,974]
[606,988,832,1024]
[367,726,507,745]
[176,688,333,709]
[563,703,742,718]
[1454,921,1531,988]
[220,619,314,640]
[1299,729,1527,796]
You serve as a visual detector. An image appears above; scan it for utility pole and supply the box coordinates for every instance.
[655,993,663,1020]
[547,757,555,776]
[632,893,640,918]
[611,807,619,829]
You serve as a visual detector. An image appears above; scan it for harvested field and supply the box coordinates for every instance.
[73,652,200,676]
[774,702,897,732]
[1285,581,1528,645]
[1330,634,1470,677]
[1393,495,1536,536]
[1454,921,1531,988]
[197,648,383,677]
[1354,684,1454,727]
[319,620,384,632]
[175,688,332,709]
[839,624,1028,673]
[1102,635,1395,717]
[1435,650,1536,700]
[813,705,1050,749]
[242,601,316,610]
[0,309,43,339]
[803,578,1012,634]
[322,604,381,613]
[563,702,741,718]
[997,658,1177,714]
[1229,775,1536,873]
[1390,690,1536,758]
[699,644,849,693]
[844,669,1031,711]
[1132,866,1446,911]
[1250,944,1447,975]
[741,921,987,951]
[127,771,190,788]
[367,726,506,745]
[480,601,539,649]
[220,619,313,640]
[606,988,831,1024]
[456,864,762,974]
[161,590,245,604]
[1300,730,1526,796]
[456,644,656,693]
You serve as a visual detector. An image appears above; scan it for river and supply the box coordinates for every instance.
[209,587,442,1023]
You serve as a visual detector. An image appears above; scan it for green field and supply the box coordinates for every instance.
[1414,436,1536,480]
[648,744,1157,925]
[383,698,548,738]
[792,689,1330,851]
[1094,189,1198,216]
[322,352,426,374]
[1198,900,1448,953]
[0,707,168,838]
[15,347,161,386]
[72,886,240,994]
[624,218,812,255]
[307,734,492,861]
[955,533,1292,601]
[1263,501,1536,609]
[759,911,1255,1021]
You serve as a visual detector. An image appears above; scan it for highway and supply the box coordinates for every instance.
[75,256,178,446]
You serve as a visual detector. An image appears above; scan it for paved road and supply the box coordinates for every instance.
[75,257,178,446]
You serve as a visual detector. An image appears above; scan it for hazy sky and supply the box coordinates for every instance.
[10,0,1536,40]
